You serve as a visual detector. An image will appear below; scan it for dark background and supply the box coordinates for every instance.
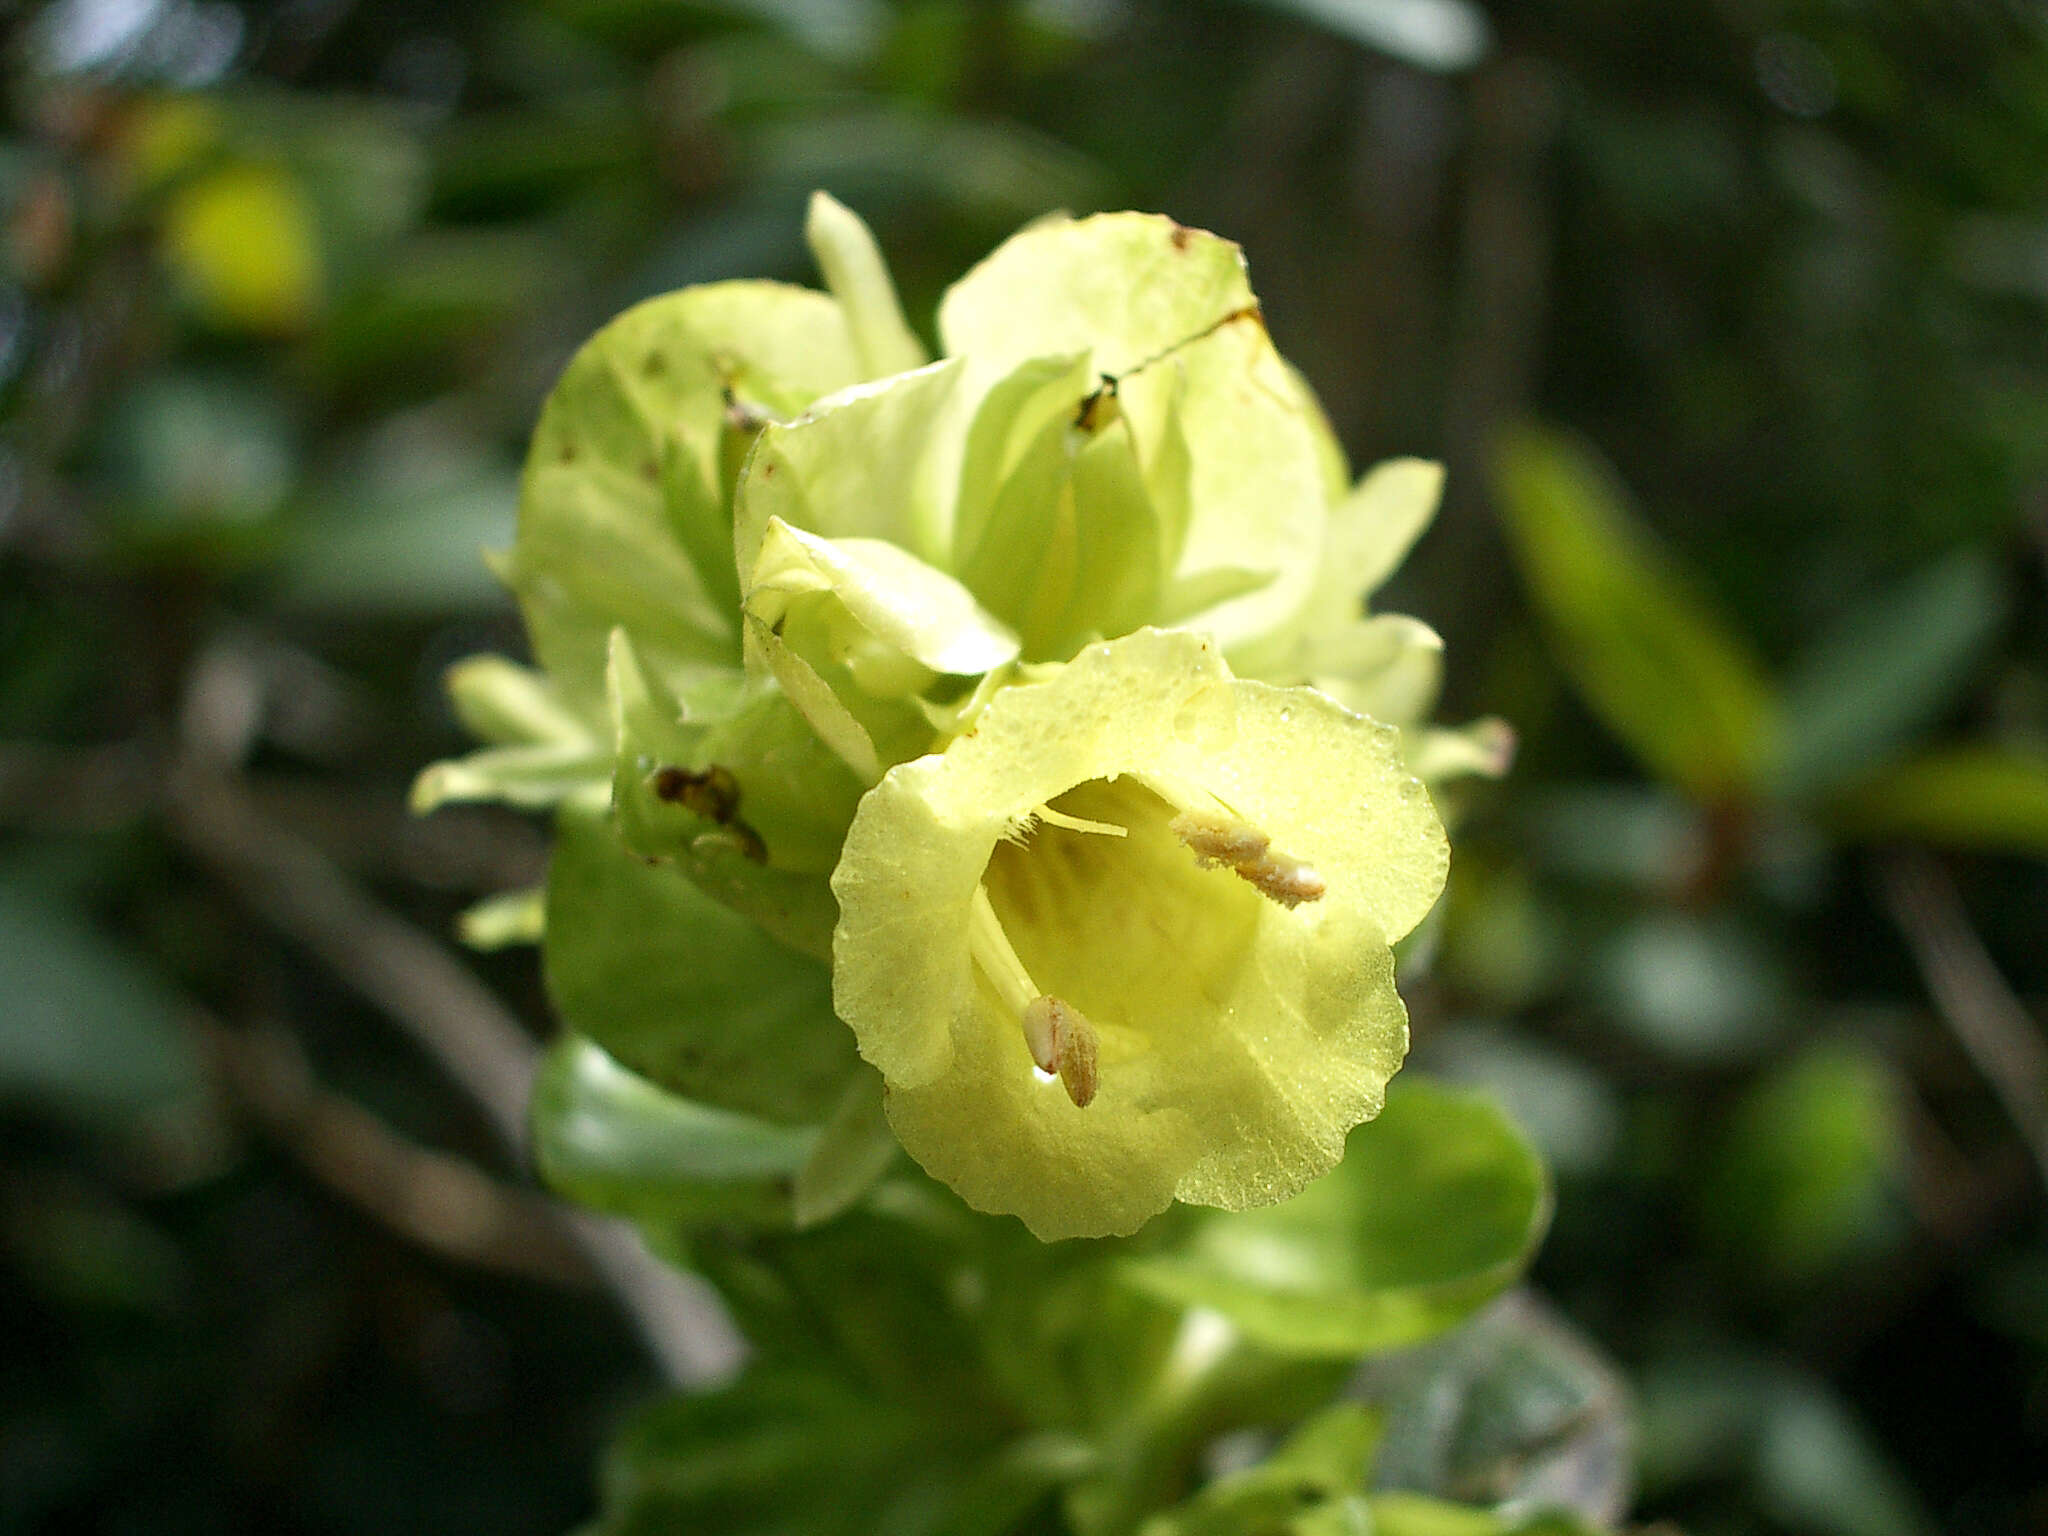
[3,1,2046,1532]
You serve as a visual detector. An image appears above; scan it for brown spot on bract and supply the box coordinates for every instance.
[642,350,667,377]
[654,765,770,863]
[650,763,742,822]
[558,442,577,463]
[1169,223,1192,251]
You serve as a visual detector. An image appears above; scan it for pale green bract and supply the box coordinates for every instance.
[416,193,1489,1239]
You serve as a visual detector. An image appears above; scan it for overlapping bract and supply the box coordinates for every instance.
[419,194,1493,1237]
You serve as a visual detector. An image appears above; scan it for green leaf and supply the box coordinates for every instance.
[1775,547,2009,800]
[1121,1079,1550,1355]
[532,1034,817,1227]
[0,877,208,1132]
[791,1067,898,1228]
[585,1358,1081,1536]
[584,1367,926,1536]
[1493,425,1779,801]
[1701,1043,1906,1287]
[505,281,863,716]
[1364,1494,1598,1536]
[162,161,323,333]
[1637,1352,1933,1536]
[1820,744,2048,856]
[543,804,856,1125]
[1590,910,1788,1064]
[1136,1403,1383,1536]
[1359,1294,1630,1526]
[96,371,295,556]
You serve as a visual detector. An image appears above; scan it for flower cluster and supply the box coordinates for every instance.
[419,194,1503,1239]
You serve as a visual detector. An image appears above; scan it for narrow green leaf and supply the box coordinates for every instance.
[1821,744,2048,856]
[1775,547,2008,801]
[1494,425,1779,800]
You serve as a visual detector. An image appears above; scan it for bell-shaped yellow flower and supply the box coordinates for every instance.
[829,628,1448,1240]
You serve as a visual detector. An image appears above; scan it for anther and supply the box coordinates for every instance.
[1171,811,1325,908]
[1022,995,1099,1108]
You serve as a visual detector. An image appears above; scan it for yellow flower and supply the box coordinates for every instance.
[830,629,1448,1239]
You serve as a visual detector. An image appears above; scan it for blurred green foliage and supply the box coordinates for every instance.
[3,0,2046,1533]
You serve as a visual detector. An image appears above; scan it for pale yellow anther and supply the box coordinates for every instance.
[1022,995,1099,1108]
[1170,811,1326,908]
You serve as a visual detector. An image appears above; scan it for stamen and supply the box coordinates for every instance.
[970,887,1038,1017]
[1001,803,1129,844]
[973,889,1101,1107]
[1032,805,1127,838]
[1171,811,1326,908]
[1021,995,1099,1108]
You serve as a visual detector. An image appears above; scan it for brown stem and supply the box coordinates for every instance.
[164,758,742,1386]
[1877,849,2048,1195]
